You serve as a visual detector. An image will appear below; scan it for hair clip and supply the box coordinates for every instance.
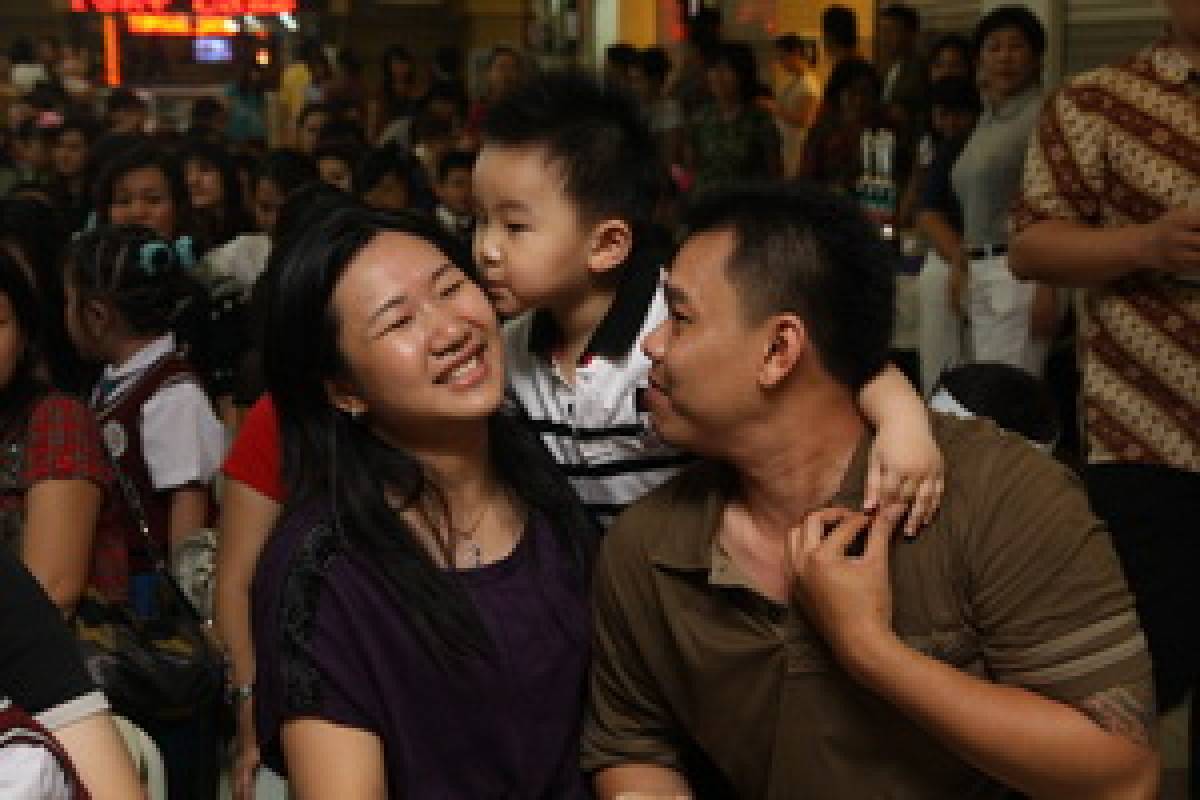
[138,241,172,276]
[173,236,197,269]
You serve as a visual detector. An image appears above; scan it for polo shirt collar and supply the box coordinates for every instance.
[648,434,872,576]
[527,248,662,363]
[1150,35,1196,86]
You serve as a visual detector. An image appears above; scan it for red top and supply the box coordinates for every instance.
[223,394,284,503]
[0,393,125,602]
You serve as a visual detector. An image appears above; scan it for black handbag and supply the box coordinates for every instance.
[73,464,225,724]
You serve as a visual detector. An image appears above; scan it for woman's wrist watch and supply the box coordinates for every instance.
[227,683,254,705]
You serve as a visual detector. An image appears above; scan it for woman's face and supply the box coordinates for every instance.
[929,46,971,83]
[0,292,27,391]
[389,58,414,92]
[978,27,1040,100]
[253,177,285,234]
[52,129,88,179]
[486,52,521,99]
[108,166,176,239]
[185,158,224,211]
[328,231,504,438]
[317,156,353,193]
[706,61,740,105]
[363,173,409,213]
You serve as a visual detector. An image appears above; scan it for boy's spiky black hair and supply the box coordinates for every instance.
[481,70,664,228]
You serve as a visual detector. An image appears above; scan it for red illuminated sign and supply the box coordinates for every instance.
[71,0,294,12]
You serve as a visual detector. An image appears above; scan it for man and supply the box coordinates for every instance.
[877,3,927,128]
[1011,0,1200,788]
[767,34,820,178]
[583,183,1159,798]
[820,5,860,70]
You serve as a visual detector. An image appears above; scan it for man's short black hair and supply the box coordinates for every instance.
[880,3,921,33]
[191,96,225,126]
[684,182,895,392]
[481,70,663,227]
[639,47,672,84]
[606,43,638,68]
[775,34,804,53]
[929,76,981,114]
[106,88,146,114]
[821,6,859,49]
[974,5,1047,59]
[437,149,476,183]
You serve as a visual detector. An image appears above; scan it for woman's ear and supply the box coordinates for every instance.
[585,218,633,277]
[323,376,367,418]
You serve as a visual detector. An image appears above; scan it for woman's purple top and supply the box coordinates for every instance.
[252,501,592,798]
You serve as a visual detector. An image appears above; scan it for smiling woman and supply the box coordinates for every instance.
[252,202,597,798]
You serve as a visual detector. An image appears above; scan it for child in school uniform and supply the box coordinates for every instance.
[63,224,225,800]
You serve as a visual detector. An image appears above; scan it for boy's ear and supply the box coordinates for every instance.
[323,376,368,418]
[585,218,633,276]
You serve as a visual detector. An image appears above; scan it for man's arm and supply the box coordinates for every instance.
[1011,212,1200,287]
[796,470,1161,800]
[584,529,692,798]
[846,627,1158,799]
[1010,79,1200,287]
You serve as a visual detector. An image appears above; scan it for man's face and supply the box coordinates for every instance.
[877,17,912,63]
[641,228,765,456]
[472,143,593,318]
[297,110,328,154]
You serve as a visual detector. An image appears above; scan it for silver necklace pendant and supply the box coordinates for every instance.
[465,541,483,569]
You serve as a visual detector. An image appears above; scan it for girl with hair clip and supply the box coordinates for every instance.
[93,141,201,249]
[64,225,224,570]
[250,203,595,797]
[63,224,225,800]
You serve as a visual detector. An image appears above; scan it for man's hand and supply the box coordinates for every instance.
[1139,208,1200,275]
[788,506,905,667]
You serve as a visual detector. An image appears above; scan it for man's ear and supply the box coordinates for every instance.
[323,376,367,418]
[585,218,633,277]
[758,315,808,389]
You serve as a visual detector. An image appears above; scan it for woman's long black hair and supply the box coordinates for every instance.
[261,200,596,663]
[0,250,48,432]
[180,138,254,248]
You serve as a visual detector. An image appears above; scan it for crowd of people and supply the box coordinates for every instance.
[0,0,1197,797]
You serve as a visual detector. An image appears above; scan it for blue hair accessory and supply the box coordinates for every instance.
[137,236,197,276]
[138,241,171,276]
[173,236,197,269]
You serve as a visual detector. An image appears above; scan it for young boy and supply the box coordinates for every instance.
[473,71,941,529]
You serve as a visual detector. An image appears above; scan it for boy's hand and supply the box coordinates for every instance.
[864,420,944,537]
